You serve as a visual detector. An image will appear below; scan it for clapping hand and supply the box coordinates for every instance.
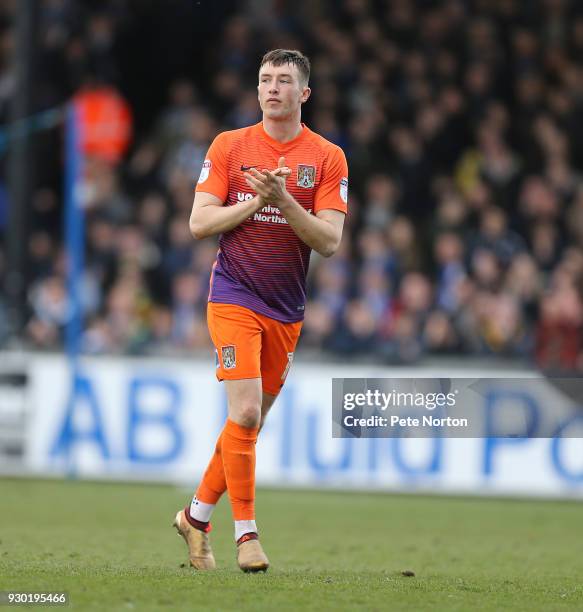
[244,157,291,206]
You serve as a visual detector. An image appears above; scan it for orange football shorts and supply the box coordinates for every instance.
[207,302,303,396]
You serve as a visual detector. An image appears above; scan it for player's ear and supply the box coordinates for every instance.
[301,86,311,104]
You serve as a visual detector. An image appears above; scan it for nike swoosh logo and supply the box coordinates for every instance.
[240,165,258,171]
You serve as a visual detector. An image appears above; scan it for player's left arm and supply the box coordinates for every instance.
[277,201,344,258]
[244,151,347,257]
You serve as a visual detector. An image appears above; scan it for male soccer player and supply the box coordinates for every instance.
[173,49,348,572]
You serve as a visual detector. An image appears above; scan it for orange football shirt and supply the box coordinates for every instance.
[196,122,348,322]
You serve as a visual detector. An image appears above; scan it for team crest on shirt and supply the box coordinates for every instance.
[297,164,316,188]
[221,345,236,369]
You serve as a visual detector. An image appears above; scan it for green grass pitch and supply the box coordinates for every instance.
[1,478,582,611]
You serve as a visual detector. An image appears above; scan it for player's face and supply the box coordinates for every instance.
[257,63,310,120]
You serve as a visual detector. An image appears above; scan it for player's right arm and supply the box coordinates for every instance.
[189,191,265,239]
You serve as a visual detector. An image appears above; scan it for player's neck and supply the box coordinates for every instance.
[261,116,303,144]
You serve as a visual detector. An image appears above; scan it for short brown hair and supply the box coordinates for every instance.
[259,49,310,86]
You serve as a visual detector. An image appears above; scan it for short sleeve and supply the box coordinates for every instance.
[195,132,229,202]
[313,146,348,215]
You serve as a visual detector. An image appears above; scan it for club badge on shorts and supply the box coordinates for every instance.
[297,164,316,188]
[221,345,236,369]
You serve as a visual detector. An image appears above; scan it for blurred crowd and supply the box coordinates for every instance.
[1,0,583,368]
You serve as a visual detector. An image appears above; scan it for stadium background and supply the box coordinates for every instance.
[1,0,583,365]
[1,1,583,610]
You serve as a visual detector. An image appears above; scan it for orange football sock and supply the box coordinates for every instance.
[221,418,259,521]
[195,431,227,505]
